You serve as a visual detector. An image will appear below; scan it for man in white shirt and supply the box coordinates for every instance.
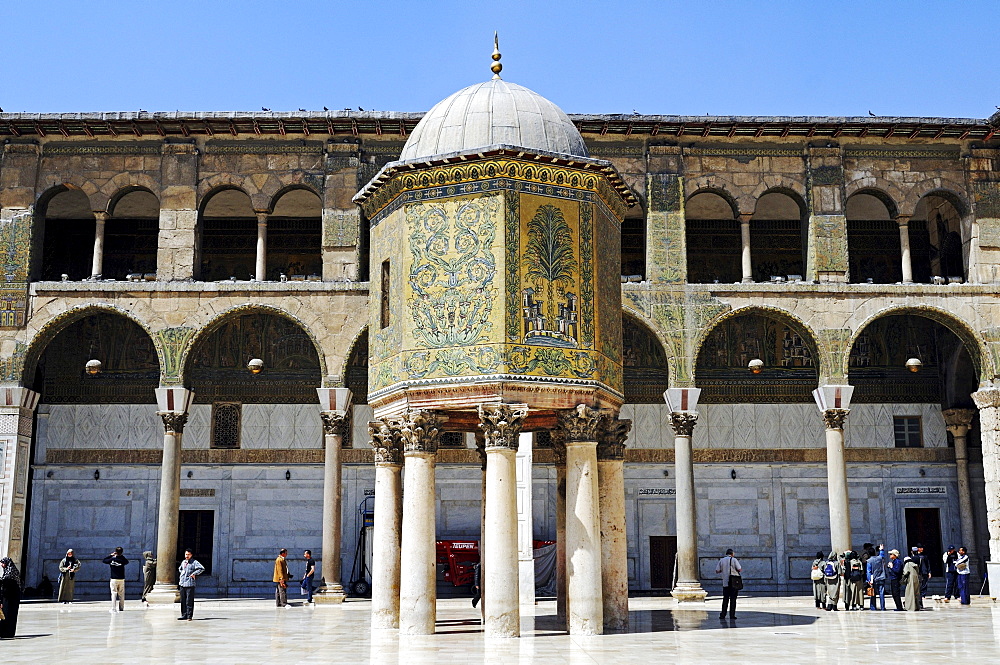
[715,548,742,620]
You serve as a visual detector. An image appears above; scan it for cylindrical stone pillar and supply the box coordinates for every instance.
[369,420,404,628]
[823,408,852,553]
[92,211,107,279]
[598,416,631,631]
[315,411,348,603]
[478,403,527,638]
[972,389,1000,563]
[255,212,268,281]
[475,431,487,622]
[897,215,913,284]
[147,411,186,604]
[670,411,707,602]
[552,431,568,624]
[739,213,753,283]
[943,408,978,572]
[558,405,604,635]
[398,411,443,635]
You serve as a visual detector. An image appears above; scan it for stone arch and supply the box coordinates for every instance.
[93,174,161,213]
[684,181,740,218]
[750,177,808,205]
[844,180,904,215]
[845,304,987,383]
[32,185,96,281]
[108,184,160,215]
[622,310,671,403]
[198,175,275,211]
[901,179,970,218]
[268,184,322,213]
[340,326,369,402]
[20,303,164,387]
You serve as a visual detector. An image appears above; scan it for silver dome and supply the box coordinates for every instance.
[399,79,588,161]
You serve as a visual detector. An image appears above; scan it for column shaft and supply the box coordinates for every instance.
[823,410,852,553]
[898,215,913,284]
[740,215,753,283]
[92,212,107,278]
[671,411,706,601]
[954,431,977,551]
[148,412,185,604]
[255,213,268,281]
[597,458,628,629]
[399,451,437,634]
[972,390,1000,562]
[315,414,346,603]
[484,446,520,637]
[371,462,403,627]
[565,440,603,635]
[555,461,567,623]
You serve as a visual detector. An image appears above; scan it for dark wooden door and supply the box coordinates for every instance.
[177,510,215,575]
[905,507,943,577]
[649,535,677,589]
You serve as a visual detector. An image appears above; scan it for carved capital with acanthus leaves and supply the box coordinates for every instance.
[669,412,698,437]
[598,417,631,461]
[320,411,350,437]
[478,403,528,452]
[399,410,444,455]
[368,420,404,466]
[557,404,604,443]
[822,408,849,430]
[158,411,188,434]
[550,428,567,466]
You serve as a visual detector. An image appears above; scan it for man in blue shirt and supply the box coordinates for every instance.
[866,546,887,610]
[102,547,129,613]
[884,549,904,611]
[177,549,206,621]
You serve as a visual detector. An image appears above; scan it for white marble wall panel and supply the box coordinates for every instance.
[844,403,948,447]
[351,404,374,447]
[43,404,161,450]
[183,404,212,449]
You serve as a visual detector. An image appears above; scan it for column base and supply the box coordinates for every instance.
[671,582,707,603]
[313,583,347,604]
[145,583,180,605]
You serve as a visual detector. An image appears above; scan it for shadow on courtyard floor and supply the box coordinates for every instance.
[527,610,818,634]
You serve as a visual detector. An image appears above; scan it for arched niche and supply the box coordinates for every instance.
[846,191,901,284]
[750,191,806,282]
[696,312,818,402]
[622,313,669,403]
[198,188,256,281]
[685,191,740,283]
[106,188,159,279]
[268,188,322,280]
[345,328,368,405]
[912,192,967,282]
[35,187,94,281]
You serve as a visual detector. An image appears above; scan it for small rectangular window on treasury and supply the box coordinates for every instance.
[211,402,242,449]
[380,260,390,329]
[893,416,922,448]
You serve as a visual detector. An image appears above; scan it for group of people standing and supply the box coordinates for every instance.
[812,542,972,612]
[273,548,316,607]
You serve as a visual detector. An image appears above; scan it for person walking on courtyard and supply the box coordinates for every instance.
[902,555,921,611]
[177,549,205,621]
[715,548,742,620]
[942,545,958,602]
[103,547,130,612]
[274,548,291,607]
[822,551,841,611]
[301,550,315,604]
[843,550,865,610]
[0,557,22,639]
[914,544,931,604]
[810,551,826,608]
[57,548,81,603]
[141,551,156,603]
[955,546,971,605]
[886,549,904,610]
[866,546,887,610]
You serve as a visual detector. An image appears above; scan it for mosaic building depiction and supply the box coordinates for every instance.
[3,45,1000,635]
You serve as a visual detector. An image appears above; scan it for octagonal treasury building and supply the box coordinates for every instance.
[2,58,1000,636]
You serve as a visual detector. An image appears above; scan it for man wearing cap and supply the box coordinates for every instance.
[885,549,904,611]
[942,545,958,602]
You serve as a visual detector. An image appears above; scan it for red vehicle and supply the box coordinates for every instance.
[436,540,479,587]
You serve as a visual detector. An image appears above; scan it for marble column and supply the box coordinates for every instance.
[670,411,707,602]
[398,410,443,635]
[0,387,39,564]
[478,403,528,638]
[943,407,978,571]
[739,213,753,283]
[314,409,349,603]
[598,416,631,631]
[823,408,852,553]
[255,212,268,281]
[557,404,604,635]
[897,214,913,284]
[551,429,568,624]
[972,389,1000,564]
[475,430,487,621]
[92,211,108,279]
[147,410,188,604]
[369,419,404,628]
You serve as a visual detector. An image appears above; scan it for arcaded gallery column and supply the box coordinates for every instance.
[943,408,978,571]
[475,431,487,620]
[972,389,1000,568]
[896,214,913,284]
[255,211,268,281]
[664,388,706,602]
[597,416,632,631]
[91,211,108,278]
[739,212,753,283]
[315,387,352,603]
[0,388,40,563]
[369,419,404,628]
[813,385,853,554]
[478,403,528,638]
[147,387,194,605]
[551,429,568,623]
[557,404,604,636]
[398,410,443,635]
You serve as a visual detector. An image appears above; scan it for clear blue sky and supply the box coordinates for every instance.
[3,0,997,119]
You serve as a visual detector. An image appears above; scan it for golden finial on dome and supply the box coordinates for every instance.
[491,32,502,79]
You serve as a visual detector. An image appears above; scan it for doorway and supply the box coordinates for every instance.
[178,510,215,575]
[904,507,942,576]
[649,535,677,589]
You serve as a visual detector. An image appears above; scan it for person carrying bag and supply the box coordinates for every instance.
[715,548,743,620]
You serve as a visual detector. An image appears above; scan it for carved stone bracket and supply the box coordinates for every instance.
[398,410,444,454]
[320,411,351,438]
[598,417,632,461]
[822,408,849,430]
[478,403,528,451]
[368,419,404,466]
[942,407,976,433]
[557,404,604,443]
[158,412,188,434]
[669,412,698,437]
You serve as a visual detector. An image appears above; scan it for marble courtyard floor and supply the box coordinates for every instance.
[3,595,999,663]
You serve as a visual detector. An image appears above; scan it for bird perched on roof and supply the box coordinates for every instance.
[868,110,876,117]
[358,106,365,111]
[323,106,329,111]
[298,108,305,111]
[262,106,271,111]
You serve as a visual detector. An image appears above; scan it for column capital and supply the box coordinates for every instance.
[320,410,351,437]
[895,213,912,226]
[598,417,631,461]
[557,404,604,443]
[822,408,849,430]
[93,211,109,223]
[942,407,976,433]
[478,403,528,451]
[972,388,1000,410]
[670,411,698,437]
[255,211,269,224]
[399,410,444,455]
[737,212,753,224]
[550,428,567,466]
[158,411,188,434]
[368,420,404,465]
